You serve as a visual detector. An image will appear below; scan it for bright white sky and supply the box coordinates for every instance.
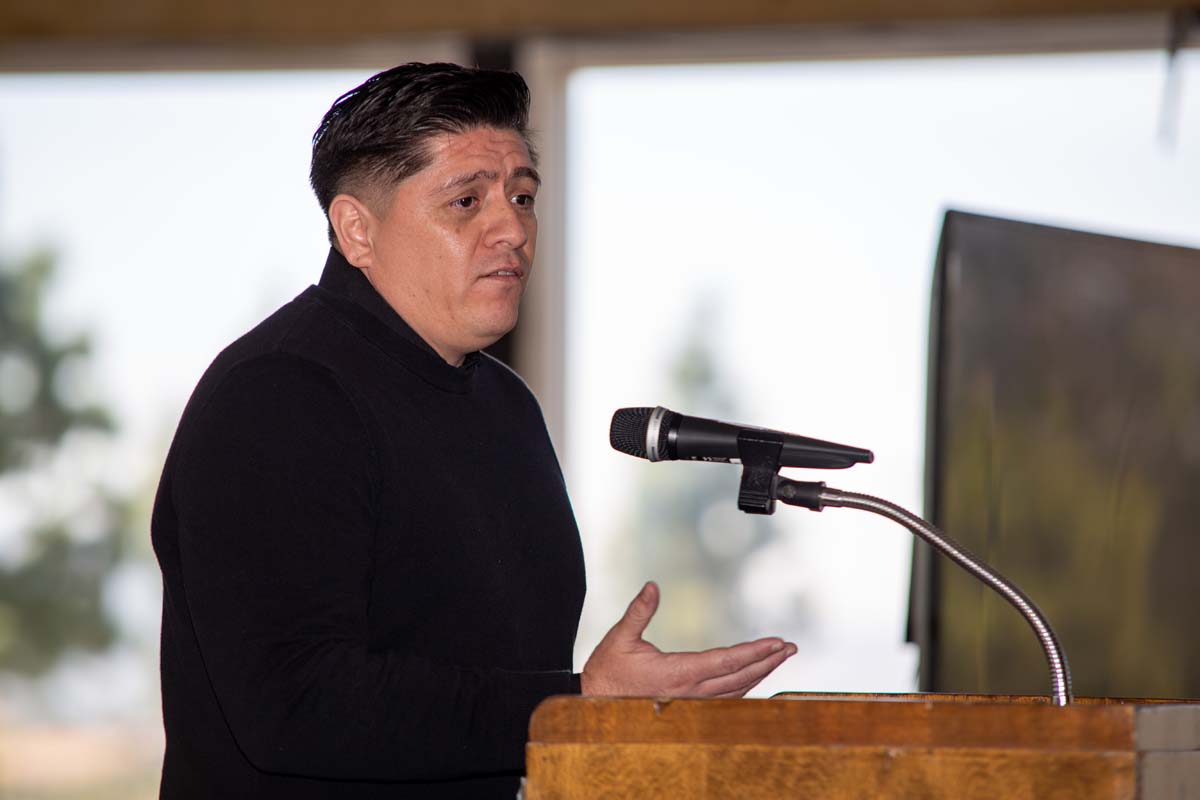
[0,49,1197,708]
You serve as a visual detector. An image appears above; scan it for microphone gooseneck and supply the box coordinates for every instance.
[777,479,1073,707]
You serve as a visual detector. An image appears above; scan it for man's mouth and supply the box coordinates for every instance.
[484,267,525,279]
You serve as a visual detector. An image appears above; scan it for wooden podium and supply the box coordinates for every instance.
[524,694,1200,799]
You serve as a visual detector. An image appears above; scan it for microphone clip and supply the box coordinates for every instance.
[737,432,829,514]
[736,431,784,515]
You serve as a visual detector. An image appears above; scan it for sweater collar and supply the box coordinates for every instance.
[315,247,478,393]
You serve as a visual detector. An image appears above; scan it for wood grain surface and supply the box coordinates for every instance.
[525,743,1137,800]
[524,696,1200,800]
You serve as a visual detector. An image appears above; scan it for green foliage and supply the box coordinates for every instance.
[0,249,111,469]
[0,248,127,675]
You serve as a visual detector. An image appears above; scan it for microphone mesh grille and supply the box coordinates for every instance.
[609,407,653,458]
[653,409,675,459]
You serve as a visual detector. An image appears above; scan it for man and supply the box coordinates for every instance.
[152,62,795,799]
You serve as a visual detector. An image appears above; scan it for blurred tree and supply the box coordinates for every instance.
[0,247,127,675]
[618,299,804,650]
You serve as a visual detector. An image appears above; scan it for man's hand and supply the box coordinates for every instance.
[580,581,797,698]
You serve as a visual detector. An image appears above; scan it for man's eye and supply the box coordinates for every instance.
[512,194,535,208]
[452,196,478,209]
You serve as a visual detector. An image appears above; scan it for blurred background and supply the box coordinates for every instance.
[0,2,1198,797]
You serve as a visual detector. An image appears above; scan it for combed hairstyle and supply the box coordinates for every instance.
[310,62,536,246]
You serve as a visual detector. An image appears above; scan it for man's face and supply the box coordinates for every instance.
[348,126,539,365]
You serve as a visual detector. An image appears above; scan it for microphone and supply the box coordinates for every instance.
[610,406,873,470]
[610,407,1073,705]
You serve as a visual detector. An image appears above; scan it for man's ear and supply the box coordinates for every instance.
[328,193,376,268]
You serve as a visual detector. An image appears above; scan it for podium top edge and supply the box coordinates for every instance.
[529,695,1200,752]
[769,691,1198,705]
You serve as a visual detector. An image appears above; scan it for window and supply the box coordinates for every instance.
[561,49,1200,695]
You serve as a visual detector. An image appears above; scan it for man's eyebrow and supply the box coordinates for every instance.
[441,169,496,192]
[440,167,541,193]
[513,166,542,186]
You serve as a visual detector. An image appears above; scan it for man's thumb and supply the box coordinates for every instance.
[614,581,659,641]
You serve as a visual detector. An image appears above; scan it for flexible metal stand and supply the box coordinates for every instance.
[773,477,1073,706]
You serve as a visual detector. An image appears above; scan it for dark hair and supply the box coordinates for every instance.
[310,62,536,245]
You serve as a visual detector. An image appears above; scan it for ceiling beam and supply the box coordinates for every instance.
[0,0,1182,45]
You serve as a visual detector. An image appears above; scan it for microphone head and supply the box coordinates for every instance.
[610,407,654,459]
[610,407,678,461]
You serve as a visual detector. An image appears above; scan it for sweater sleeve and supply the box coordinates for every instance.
[171,353,575,783]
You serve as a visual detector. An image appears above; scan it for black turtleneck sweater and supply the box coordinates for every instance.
[151,249,586,799]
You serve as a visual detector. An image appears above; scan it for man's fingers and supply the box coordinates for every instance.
[696,643,796,697]
[713,677,767,699]
[684,637,791,681]
[611,581,659,642]
[712,676,768,699]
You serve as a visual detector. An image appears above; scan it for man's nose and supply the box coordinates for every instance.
[483,197,529,250]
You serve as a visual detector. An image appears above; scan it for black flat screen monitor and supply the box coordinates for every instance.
[916,210,1200,699]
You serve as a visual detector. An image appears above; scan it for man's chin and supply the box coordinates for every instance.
[469,311,521,351]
